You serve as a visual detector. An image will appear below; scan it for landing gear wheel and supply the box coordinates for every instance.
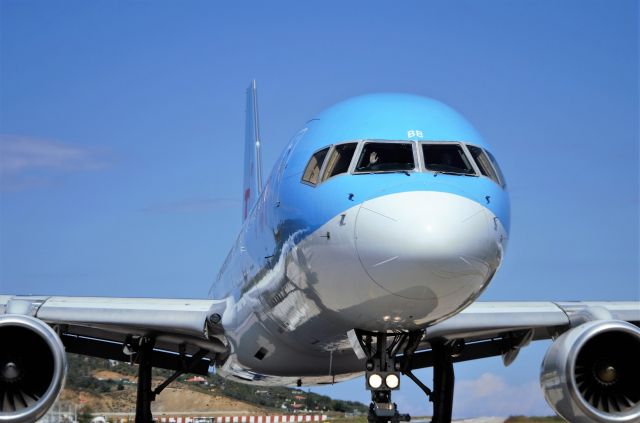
[367,401,410,423]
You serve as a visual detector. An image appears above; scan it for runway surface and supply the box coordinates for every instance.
[413,419,505,423]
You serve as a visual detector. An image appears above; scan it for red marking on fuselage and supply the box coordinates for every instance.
[244,188,251,219]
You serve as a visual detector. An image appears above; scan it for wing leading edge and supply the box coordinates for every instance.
[0,295,229,375]
[404,301,640,369]
[2,296,637,373]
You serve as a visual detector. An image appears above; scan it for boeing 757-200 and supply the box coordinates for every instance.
[1,82,638,423]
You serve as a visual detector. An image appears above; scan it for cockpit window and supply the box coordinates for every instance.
[467,145,504,186]
[422,144,475,175]
[485,149,506,187]
[321,143,357,182]
[355,142,415,173]
[302,147,329,185]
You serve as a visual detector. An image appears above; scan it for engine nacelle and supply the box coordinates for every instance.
[541,320,640,423]
[0,314,67,423]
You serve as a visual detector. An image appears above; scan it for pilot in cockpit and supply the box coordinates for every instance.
[368,151,380,169]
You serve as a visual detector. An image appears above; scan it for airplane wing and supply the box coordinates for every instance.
[2,296,637,373]
[403,301,639,368]
[2,296,638,422]
[0,295,229,375]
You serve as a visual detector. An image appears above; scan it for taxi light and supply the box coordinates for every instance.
[385,373,400,389]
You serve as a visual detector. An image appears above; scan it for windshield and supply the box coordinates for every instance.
[300,140,507,189]
[301,147,329,185]
[322,143,357,182]
[422,144,475,175]
[467,145,503,186]
[355,142,415,172]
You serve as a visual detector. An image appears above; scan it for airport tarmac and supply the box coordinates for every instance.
[453,419,505,423]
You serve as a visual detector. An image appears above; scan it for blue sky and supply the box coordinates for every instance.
[1,0,638,418]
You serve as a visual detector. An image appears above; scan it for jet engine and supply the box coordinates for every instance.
[0,314,67,423]
[541,320,640,423]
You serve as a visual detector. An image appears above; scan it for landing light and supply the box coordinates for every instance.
[366,371,401,390]
[368,373,383,389]
[385,374,400,389]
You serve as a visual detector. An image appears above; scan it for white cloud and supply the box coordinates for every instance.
[0,134,107,190]
[453,373,552,419]
[458,372,507,398]
[392,373,554,420]
[141,198,239,213]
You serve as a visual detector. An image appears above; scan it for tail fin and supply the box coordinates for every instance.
[242,80,263,221]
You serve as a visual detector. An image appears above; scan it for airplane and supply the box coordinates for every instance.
[1,81,639,423]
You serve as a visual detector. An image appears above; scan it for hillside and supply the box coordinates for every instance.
[63,354,368,414]
[61,355,564,422]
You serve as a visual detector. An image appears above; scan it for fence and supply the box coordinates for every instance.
[109,415,328,423]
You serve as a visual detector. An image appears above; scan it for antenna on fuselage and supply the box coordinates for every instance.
[242,80,264,221]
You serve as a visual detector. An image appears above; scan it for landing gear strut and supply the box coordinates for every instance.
[354,330,456,423]
[126,336,211,423]
[134,337,155,423]
[401,338,455,423]
[427,342,455,423]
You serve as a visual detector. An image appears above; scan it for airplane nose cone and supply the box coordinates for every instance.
[355,191,504,306]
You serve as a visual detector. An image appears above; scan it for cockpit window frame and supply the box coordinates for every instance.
[299,139,506,189]
[419,141,479,177]
[320,141,359,183]
[352,140,418,175]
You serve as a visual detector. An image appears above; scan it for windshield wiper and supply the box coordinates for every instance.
[384,169,411,176]
[433,171,477,177]
[361,169,411,176]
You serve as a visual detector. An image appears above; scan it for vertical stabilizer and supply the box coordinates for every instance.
[242,80,263,221]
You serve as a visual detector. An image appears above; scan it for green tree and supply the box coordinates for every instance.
[77,405,94,423]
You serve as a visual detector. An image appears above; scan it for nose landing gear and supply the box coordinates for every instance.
[352,330,455,423]
[354,330,410,423]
